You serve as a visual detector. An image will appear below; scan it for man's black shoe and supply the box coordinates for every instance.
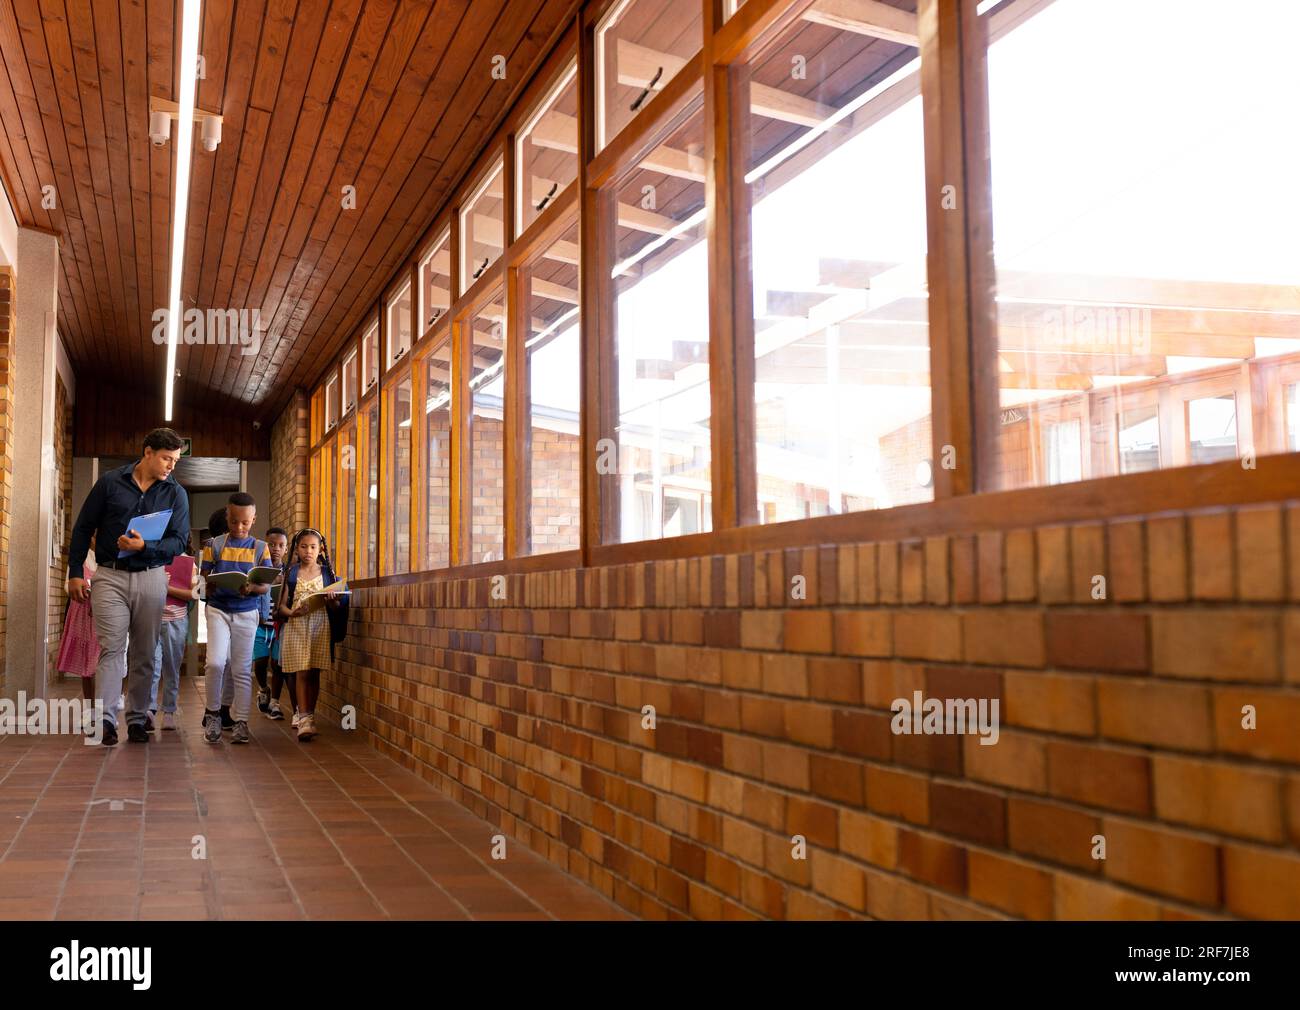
[220,705,235,730]
[127,722,149,743]
[101,721,118,746]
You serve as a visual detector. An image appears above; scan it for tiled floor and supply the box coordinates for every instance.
[0,676,628,921]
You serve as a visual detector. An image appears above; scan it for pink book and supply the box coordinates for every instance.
[167,553,195,592]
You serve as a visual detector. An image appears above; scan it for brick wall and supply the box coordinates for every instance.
[528,425,580,554]
[46,372,71,677]
[270,389,309,533]
[0,268,13,693]
[323,501,1300,920]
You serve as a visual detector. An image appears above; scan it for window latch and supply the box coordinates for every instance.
[534,182,559,212]
[472,257,490,280]
[630,66,664,113]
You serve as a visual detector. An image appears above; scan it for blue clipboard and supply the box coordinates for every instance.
[118,508,173,558]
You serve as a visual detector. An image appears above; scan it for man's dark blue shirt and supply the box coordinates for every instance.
[67,463,191,579]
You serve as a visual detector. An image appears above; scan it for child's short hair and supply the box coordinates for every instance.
[207,508,228,538]
[228,491,256,508]
[266,526,288,539]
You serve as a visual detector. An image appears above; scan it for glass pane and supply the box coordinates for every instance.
[522,220,581,555]
[424,331,452,569]
[342,350,358,414]
[1043,419,1082,485]
[325,375,338,431]
[387,281,412,369]
[517,62,578,236]
[366,400,380,577]
[460,158,505,293]
[322,439,337,556]
[987,0,1300,488]
[595,0,703,151]
[340,423,357,581]
[470,295,506,562]
[1118,405,1160,474]
[387,374,412,574]
[419,229,451,335]
[1187,394,1237,464]
[309,451,320,530]
[311,388,323,443]
[362,322,379,398]
[606,106,711,544]
[743,4,930,521]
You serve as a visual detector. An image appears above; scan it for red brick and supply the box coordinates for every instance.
[833,610,891,658]
[1212,688,1300,762]
[740,610,782,650]
[784,609,833,654]
[1152,610,1280,682]
[900,540,925,604]
[831,708,892,760]
[810,754,865,805]
[1222,844,1300,920]
[963,731,1047,793]
[810,850,866,911]
[1046,741,1151,814]
[1190,511,1234,601]
[1147,515,1188,602]
[929,781,1007,847]
[787,796,838,848]
[925,536,950,605]
[877,541,899,604]
[1044,611,1148,672]
[1107,518,1145,602]
[962,610,1044,667]
[1008,796,1101,871]
[1151,754,1283,843]
[1101,817,1220,907]
[1037,525,1070,603]
[1054,873,1160,920]
[1005,529,1036,601]
[977,530,1004,604]
[1236,504,1284,601]
[1069,522,1106,604]
[1004,670,1096,736]
[865,765,930,826]
[807,657,863,705]
[864,867,929,920]
[893,611,962,662]
[1097,678,1213,751]
[897,830,967,894]
[951,535,977,604]
[856,543,878,604]
[839,810,898,869]
[968,851,1054,920]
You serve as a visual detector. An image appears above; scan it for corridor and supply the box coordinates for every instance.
[0,677,624,921]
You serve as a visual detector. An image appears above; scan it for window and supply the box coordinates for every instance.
[1043,419,1082,485]
[603,104,712,544]
[321,438,337,556]
[419,229,452,336]
[423,330,452,569]
[595,0,703,151]
[741,3,931,521]
[387,281,413,369]
[386,370,413,574]
[361,321,379,397]
[468,294,506,562]
[521,220,581,555]
[1288,384,1300,452]
[325,375,339,432]
[459,157,505,293]
[1187,394,1238,465]
[309,450,320,530]
[311,388,324,444]
[339,421,357,581]
[724,0,745,18]
[342,348,358,414]
[1118,405,1160,474]
[987,0,1300,488]
[363,398,380,578]
[517,61,578,237]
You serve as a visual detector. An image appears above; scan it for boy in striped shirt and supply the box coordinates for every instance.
[201,492,272,744]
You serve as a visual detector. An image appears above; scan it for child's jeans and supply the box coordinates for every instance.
[150,615,189,714]
[204,607,259,722]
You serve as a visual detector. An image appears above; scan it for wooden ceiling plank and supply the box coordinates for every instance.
[145,0,175,393]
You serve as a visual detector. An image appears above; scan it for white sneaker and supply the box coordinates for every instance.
[291,710,301,729]
[267,700,284,721]
[161,712,177,731]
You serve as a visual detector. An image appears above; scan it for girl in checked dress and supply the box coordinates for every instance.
[275,529,346,742]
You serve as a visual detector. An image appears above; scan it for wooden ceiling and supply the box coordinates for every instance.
[0,0,575,422]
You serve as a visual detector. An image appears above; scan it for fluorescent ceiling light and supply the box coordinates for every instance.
[165,0,202,421]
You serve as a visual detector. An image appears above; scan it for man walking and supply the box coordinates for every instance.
[67,428,191,745]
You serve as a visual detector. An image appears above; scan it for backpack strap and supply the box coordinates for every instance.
[253,539,268,565]
[211,533,228,564]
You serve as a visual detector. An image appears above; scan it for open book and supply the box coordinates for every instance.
[204,567,282,594]
[289,580,349,615]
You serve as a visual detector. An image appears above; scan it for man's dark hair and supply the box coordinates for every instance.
[143,427,186,453]
[228,491,256,508]
[266,526,288,538]
[207,508,228,537]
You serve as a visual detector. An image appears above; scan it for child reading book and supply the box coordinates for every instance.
[201,493,272,745]
[254,527,288,719]
[150,542,196,731]
[275,528,348,742]
[57,533,100,716]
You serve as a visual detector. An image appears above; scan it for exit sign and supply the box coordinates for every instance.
[181,437,193,457]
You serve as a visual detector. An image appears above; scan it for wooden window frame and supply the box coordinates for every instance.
[300,0,1300,590]
[380,359,415,576]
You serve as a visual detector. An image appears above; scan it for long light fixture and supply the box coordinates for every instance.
[164,0,202,421]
